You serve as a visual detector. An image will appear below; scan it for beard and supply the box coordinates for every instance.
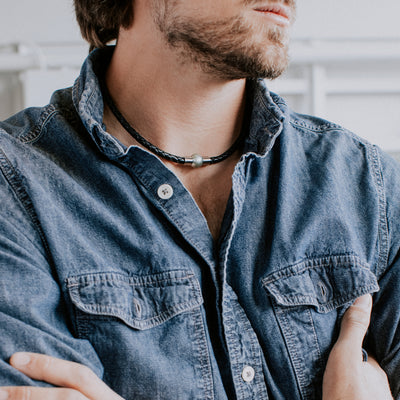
[152,1,293,80]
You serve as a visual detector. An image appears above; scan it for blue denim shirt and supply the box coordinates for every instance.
[0,47,399,400]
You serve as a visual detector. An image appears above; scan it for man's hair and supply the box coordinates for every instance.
[74,0,134,50]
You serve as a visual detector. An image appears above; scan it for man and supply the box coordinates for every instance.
[0,0,398,399]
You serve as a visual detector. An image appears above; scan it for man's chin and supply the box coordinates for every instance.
[202,58,288,81]
[225,55,289,81]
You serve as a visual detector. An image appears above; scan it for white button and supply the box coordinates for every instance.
[157,184,174,200]
[241,366,255,382]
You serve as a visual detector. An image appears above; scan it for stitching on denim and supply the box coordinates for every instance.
[233,298,269,398]
[190,308,214,399]
[0,148,54,266]
[231,301,251,398]
[67,272,203,330]
[72,76,80,108]
[264,261,373,286]
[368,145,389,279]
[307,307,323,368]
[83,300,201,330]
[302,308,320,399]
[0,153,44,254]
[269,284,379,314]
[19,105,58,144]
[289,118,343,132]
[278,306,309,399]
[222,301,245,400]
[270,283,378,302]
[66,270,195,287]
[261,254,367,284]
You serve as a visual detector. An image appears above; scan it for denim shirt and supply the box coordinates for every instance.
[0,47,399,400]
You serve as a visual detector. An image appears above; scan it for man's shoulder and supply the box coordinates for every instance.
[271,91,400,189]
[0,104,56,145]
[283,105,400,175]
[270,96,381,167]
[277,108,367,152]
[0,87,77,146]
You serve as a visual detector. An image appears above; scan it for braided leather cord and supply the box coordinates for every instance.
[101,80,246,166]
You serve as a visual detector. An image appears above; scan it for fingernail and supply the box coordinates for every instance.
[12,352,31,367]
[353,294,372,309]
[0,389,9,400]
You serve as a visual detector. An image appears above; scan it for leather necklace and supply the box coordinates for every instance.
[101,82,245,168]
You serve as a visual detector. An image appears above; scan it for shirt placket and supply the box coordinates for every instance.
[219,158,269,400]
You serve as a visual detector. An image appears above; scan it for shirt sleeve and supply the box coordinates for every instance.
[0,160,104,386]
[367,148,400,399]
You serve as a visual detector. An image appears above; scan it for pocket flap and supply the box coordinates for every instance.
[66,270,203,330]
[261,255,379,313]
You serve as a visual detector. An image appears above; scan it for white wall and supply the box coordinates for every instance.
[293,0,400,40]
[0,0,81,44]
[0,0,399,158]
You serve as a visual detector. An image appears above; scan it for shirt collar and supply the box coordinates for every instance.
[72,46,286,161]
[244,78,286,157]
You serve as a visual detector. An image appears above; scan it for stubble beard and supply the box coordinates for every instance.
[153,3,291,80]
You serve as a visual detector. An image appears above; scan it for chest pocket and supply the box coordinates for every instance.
[66,270,214,400]
[261,254,379,400]
[66,269,203,330]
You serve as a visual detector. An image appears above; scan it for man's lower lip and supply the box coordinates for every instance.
[254,10,290,26]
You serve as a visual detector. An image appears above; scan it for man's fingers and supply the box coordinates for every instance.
[0,387,89,399]
[322,294,375,399]
[337,294,372,348]
[326,294,373,373]
[8,352,123,399]
[324,295,394,400]
[10,352,95,389]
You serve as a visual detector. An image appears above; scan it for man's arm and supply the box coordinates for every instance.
[0,295,392,400]
[365,149,400,398]
[0,168,103,386]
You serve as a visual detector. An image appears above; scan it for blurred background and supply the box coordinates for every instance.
[0,0,399,159]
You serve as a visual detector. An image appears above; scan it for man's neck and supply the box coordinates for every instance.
[104,34,247,159]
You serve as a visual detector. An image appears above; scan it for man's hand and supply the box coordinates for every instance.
[0,295,393,400]
[0,352,123,399]
[323,294,393,400]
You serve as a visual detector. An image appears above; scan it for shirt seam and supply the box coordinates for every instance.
[19,104,58,144]
[262,253,368,284]
[289,119,344,132]
[0,147,54,267]
[368,144,389,279]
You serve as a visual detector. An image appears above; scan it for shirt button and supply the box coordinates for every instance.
[241,366,255,383]
[157,184,174,200]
